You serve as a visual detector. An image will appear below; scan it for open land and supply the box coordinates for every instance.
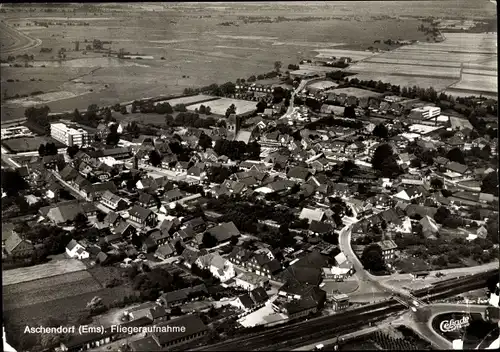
[188,97,258,116]
[0,2,465,121]
[2,136,65,152]
[2,259,87,286]
[153,94,219,107]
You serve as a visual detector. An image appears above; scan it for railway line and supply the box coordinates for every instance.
[191,270,498,351]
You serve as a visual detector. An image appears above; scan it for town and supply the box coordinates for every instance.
[1,3,499,352]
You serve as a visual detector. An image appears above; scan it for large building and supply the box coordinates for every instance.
[50,122,96,147]
[409,106,441,121]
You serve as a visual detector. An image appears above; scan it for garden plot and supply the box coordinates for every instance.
[188,97,257,116]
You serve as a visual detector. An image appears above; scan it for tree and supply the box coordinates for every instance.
[434,206,451,224]
[202,232,217,248]
[373,123,388,139]
[361,244,386,273]
[165,114,174,126]
[225,104,236,118]
[149,150,162,167]
[274,61,282,73]
[344,105,356,118]
[446,147,465,164]
[38,143,46,156]
[106,123,120,146]
[174,240,184,255]
[198,133,213,150]
[371,144,401,178]
[74,212,88,228]
[66,145,80,158]
[430,178,443,189]
[481,171,498,196]
[256,100,267,113]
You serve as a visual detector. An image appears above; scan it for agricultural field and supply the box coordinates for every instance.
[2,136,65,152]
[2,259,87,285]
[0,3,453,121]
[330,87,383,99]
[3,270,102,310]
[350,73,458,92]
[188,97,258,116]
[153,94,219,107]
[315,49,376,61]
[346,62,461,79]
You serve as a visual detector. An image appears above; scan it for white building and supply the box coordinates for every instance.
[50,122,95,147]
[409,106,441,120]
[489,282,499,307]
[66,239,90,260]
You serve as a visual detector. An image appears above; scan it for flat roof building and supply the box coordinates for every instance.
[409,106,441,121]
[50,122,96,147]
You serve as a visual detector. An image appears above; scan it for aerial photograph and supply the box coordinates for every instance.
[1,1,499,351]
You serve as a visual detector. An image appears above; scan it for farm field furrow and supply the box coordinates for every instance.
[3,276,102,311]
[362,58,463,68]
[462,68,498,76]
[375,51,495,63]
[350,73,458,92]
[2,259,88,286]
[314,49,376,61]
[3,270,95,295]
[346,62,461,78]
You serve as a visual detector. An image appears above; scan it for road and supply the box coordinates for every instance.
[0,21,42,54]
[280,78,314,120]
[411,303,489,350]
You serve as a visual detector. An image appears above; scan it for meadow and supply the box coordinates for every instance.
[188,97,258,116]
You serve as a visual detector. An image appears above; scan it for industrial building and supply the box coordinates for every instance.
[50,122,96,147]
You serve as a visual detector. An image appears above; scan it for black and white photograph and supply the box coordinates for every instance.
[1,1,498,351]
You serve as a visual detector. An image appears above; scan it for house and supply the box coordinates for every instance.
[100,190,128,211]
[331,293,349,311]
[4,231,33,257]
[322,266,351,281]
[183,217,206,233]
[228,247,253,267]
[207,221,240,245]
[96,251,109,265]
[165,188,184,204]
[420,215,440,237]
[299,208,325,223]
[275,283,326,319]
[196,253,236,282]
[334,252,354,276]
[82,181,117,201]
[445,162,471,175]
[103,211,123,228]
[66,239,89,260]
[173,227,195,243]
[376,240,397,263]
[128,205,157,227]
[138,192,157,209]
[155,242,176,260]
[287,166,310,183]
[148,229,169,246]
[234,271,269,291]
[250,287,269,306]
[232,293,256,312]
[158,284,208,308]
[247,253,282,278]
[42,201,97,225]
[150,315,208,349]
[308,220,334,236]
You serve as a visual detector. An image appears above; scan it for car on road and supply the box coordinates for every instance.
[411,307,417,312]
[413,300,420,307]
[435,272,445,278]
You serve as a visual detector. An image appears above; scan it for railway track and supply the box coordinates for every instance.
[192,271,497,351]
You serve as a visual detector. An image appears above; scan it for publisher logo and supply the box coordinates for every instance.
[440,316,470,333]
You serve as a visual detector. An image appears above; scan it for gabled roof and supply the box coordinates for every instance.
[287,166,310,180]
[308,220,334,234]
[250,287,269,304]
[128,205,154,221]
[66,239,78,251]
[238,293,255,309]
[208,222,240,243]
[377,240,398,251]
[5,231,33,253]
[155,242,175,258]
[445,161,469,174]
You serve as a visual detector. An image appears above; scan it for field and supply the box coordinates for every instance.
[3,270,102,310]
[2,259,87,285]
[3,1,485,121]
[188,97,258,116]
[343,32,497,95]
[154,94,219,107]
[330,87,383,99]
[2,136,65,152]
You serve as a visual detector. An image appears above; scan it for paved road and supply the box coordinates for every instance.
[411,303,489,350]
[1,21,42,54]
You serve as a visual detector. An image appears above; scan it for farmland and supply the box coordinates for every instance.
[2,136,65,152]
[3,270,102,310]
[188,97,258,116]
[2,259,87,285]
[154,93,219,107]
[330,87,383,99]
[4,1,489,121]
